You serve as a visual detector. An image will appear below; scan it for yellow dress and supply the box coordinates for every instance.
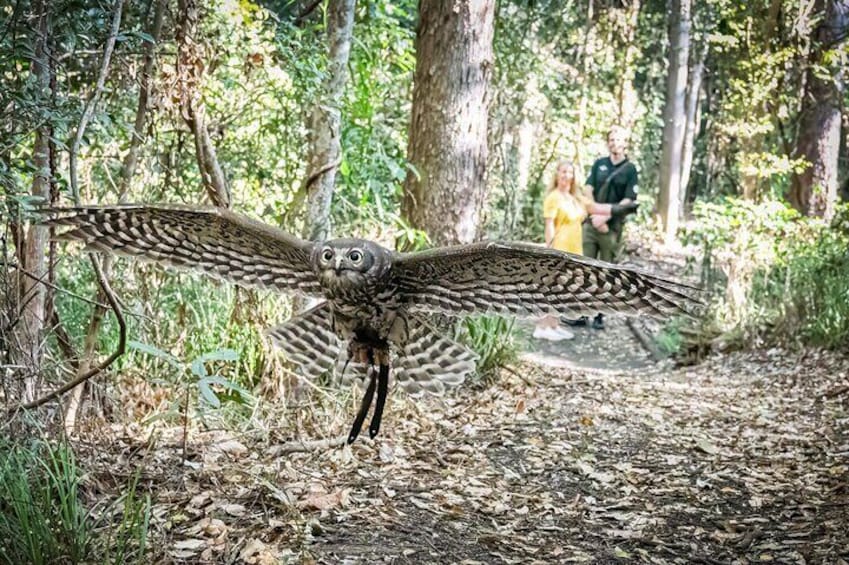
[543,190,587,254]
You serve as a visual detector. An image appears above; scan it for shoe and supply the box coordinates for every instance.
[552,327,575,340]
[533,326,571,341]
[591,313,605,330]
[560,315,589,327]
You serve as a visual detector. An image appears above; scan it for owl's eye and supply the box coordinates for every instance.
[348,250,363,263]
[321,248,334,262]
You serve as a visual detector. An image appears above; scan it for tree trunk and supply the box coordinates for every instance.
[616,0,641,131]
[176,0,230,208]
[657,0,690,241]
[11,0,52,402]
[789,0,848,220]
[678,40,705,215]
[574,0,595,170]
[302,0,356,242]
[401,0,495,247]
[64,0,163,433]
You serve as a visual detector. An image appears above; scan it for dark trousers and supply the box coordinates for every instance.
[582,224,623,263]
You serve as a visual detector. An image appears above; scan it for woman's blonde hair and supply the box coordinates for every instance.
[547,160,589,204]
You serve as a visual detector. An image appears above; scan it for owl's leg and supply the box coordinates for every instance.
[346,342,392,443]
[369,363,390,439]
[347,365,377,444]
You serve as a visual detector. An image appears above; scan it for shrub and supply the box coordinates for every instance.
[683,198,849,349]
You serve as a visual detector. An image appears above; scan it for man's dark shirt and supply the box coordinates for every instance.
[585,156,639,231]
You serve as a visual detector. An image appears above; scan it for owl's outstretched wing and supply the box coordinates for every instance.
[266,302,343,378]
[391,241,701,319]
[43,205,322,297]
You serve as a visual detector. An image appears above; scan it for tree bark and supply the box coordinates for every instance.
[616,0,642,132]
[302,0,356,242]
[176,0,230,209]
[788,0,848,220]
[12,0,52,402]
[401,0,495,247]
[657,0,690,241]
[678,40,705,215]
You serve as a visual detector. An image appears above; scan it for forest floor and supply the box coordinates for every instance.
[79,341,849,564]
[71,240,848,565]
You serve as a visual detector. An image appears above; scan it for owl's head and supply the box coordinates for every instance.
[311,239,392,293]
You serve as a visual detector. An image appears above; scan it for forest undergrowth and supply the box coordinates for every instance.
[13,340,844,564]
[3,235,847,564]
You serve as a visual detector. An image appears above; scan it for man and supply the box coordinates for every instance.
[582,125,639,329]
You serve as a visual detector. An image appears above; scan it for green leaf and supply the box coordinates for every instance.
[197,380,221,408]
[199,375,249,395]
[190,349,239,377]
[129,341,181,368]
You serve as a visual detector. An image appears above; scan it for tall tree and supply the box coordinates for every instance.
[788,0,849,219]
[678,39,705,213]
[11,0,52,402]
[657,0,690,241]
[401,0,495,246]
[301,0,356,242]
[176,0,230,208]
[574,0,595,170]
[615,0,642,132]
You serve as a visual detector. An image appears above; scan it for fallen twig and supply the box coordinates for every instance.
[273,434,346,454]
[626,318,664,362]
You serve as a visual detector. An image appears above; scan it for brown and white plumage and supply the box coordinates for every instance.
[44,204,700,441]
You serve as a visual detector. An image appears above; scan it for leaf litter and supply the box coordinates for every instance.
[73,341,848,564]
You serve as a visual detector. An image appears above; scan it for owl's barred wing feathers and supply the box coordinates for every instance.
[393,314,477,394]
[43,205,322,297]
[266,302,342,378]
[392,241,701,319]
[269,306,476,394]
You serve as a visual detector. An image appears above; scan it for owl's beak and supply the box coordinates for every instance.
[334,256,344,272]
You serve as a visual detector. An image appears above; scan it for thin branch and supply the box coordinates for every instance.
[295,0,323,25]
[68,0,124,204]
[12,256,126,411]
[49,307,80,371]
[6,262,114,309]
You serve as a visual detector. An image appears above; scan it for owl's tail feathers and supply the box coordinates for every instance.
[266,302,342,380]
[394,318,478,395]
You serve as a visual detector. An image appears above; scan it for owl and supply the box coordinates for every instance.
[44,205,700,442]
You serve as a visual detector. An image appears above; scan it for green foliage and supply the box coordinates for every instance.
[654,319,685,358]
[0,438,152,565]
[750,226,849,348]
[459,316,519,383]
[93,469,151,565]
[0,440,89,564]
[684,199,849,349]
[335,0,416,232]
[128,340,250,421]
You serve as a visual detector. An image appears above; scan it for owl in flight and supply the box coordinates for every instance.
[45,205,699,443]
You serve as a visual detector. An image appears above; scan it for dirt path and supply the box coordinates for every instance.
[296,350,848,564]
[99,345,848,564]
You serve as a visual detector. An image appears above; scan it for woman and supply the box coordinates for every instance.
[534,160,634,340]
[534,160,586,340]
